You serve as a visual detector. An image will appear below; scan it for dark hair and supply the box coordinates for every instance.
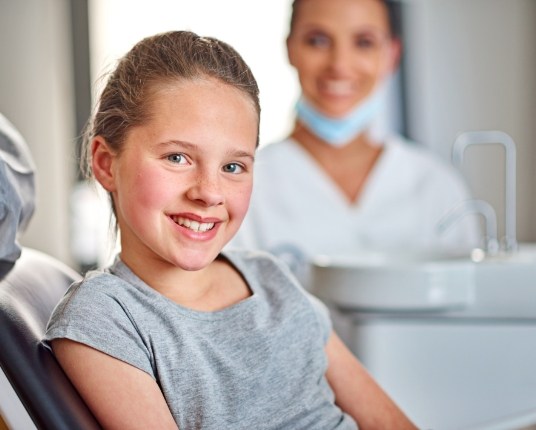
[288,0,402,39]
[81,30,260,179]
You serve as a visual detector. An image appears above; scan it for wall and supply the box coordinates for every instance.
[403,0,536,244]
[89,0,297,147]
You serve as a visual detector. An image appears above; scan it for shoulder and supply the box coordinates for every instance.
[45,267,156,377]
[70,268,133,299]
[383,136,474,208]
[387,135,449,168]
[48,270,130,323]
[385,135,464,181]
[223,249,319,302]
[223,249,308,298]
[51,257,157,320]
[46,262,153,341]
[223,249,332,342]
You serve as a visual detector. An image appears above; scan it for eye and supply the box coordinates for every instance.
[222,163,244,174]
[355,35,376,49]
[354,33,386,50]
[306,32,330,48]
[167,153,188,164]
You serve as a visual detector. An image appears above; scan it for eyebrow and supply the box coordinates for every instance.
[156,140,255,161]
[300,24,386,35]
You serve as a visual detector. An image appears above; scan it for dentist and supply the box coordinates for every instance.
[231,0,480,285]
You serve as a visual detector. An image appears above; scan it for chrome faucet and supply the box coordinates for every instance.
[452,130,517,252]
[436,199,500,255]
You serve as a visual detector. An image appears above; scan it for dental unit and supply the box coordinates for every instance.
[311,131,536,429]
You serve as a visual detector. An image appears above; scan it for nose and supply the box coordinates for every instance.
[185,170,225,207]
[327,41,354,75]
[327,40,368,76]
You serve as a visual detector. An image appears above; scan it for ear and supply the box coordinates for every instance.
[91,136,117,192]
[286,36,297,69]
[386,38,402,74]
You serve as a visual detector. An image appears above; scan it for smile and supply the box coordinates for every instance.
[172,216,215,232]
[321,80,354,96]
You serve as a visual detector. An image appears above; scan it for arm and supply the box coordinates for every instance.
[52,339,178,430]
[325,331,417,430]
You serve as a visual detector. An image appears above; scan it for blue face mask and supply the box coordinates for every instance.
[295,89,384,147]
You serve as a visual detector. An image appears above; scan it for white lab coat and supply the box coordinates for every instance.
[230,135,480,280]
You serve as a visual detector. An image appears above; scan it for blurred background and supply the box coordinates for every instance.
[1,0,535,271]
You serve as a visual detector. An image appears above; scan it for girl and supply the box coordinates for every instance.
[45,30,416,430]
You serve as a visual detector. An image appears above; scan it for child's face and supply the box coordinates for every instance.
[99,78,258,272]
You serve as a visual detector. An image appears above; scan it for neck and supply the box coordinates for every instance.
[119,252,251,312]
[290,122,384,203]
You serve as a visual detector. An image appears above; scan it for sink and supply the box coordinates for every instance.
[311,244,536,315]
[317,132,536,429]
[310,244,536,429]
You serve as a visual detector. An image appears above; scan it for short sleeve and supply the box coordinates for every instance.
[305,292,332,345]
[44,275,155,378]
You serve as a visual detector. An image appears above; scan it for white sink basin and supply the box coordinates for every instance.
[311,244,536,316]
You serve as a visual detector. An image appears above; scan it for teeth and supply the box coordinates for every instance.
[173,216,215,232]
[323,80,353,96]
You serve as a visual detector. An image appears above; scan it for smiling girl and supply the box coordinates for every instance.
[45,30,416,430]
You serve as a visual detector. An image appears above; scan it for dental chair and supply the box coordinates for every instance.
[0,247,101,430]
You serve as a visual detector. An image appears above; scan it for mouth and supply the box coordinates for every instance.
[171,216,215,233]
[320,79,354,97]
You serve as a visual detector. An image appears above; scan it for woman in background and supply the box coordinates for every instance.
[230,0,480,285]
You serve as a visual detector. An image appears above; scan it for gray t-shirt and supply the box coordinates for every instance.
[45,250,358,430]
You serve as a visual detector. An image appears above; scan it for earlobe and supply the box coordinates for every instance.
[286,37,296,68]
[388,38,402,73]
[91,137,117,192]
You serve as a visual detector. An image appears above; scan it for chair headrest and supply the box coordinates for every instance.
[0,113,36,263]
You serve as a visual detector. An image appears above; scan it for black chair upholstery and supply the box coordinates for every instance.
[0,248,101,430]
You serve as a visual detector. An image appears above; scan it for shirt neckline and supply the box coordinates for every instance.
[108,251,259,321]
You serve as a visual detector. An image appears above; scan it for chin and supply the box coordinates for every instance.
[172,251,219,272]
[179,264,207,272]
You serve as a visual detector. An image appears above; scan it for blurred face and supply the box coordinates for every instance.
[93,78,258,273]
[287,0,399,118]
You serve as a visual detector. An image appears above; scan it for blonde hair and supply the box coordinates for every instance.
[81,30,260,179]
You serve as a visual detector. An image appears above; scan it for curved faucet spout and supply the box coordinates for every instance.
[452,130,517,253]
[436,199,499,255]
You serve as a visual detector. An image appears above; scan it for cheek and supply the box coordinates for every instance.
[356,55,381,76]
[301,56,325,76]
[364,52,393,80]
[122,167,174,211]
[292,50,321,73]
[229,183,253,221]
